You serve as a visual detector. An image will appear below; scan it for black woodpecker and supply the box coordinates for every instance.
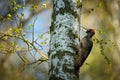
[75,29,95,71]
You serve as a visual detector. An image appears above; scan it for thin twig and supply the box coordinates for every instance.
[0,33,48,60]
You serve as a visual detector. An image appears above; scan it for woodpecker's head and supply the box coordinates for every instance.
[86,29,95,38]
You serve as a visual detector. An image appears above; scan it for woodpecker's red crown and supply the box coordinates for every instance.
[90,29,95,33]
[86,29,95,33]
[86,29,95,37]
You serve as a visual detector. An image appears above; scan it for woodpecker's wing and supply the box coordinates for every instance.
[79,37,93,67]
[75,36,93,71]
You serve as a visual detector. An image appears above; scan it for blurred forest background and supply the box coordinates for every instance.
[0,0,120,80]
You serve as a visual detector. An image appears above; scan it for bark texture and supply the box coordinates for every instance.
[49,0,79,80]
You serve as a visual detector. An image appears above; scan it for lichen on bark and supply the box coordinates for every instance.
[49,0,79,80]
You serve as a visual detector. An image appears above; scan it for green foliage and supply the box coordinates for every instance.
[30,4,39,12]
[97,2,103,8]
[93,29,115,64]
[39,35,43,39]
[7,14,12,20]
[11,42,15,47]
[10,0,22,12]
[0,0,25,23]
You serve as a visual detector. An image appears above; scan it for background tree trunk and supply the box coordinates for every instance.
[49,0,80,80]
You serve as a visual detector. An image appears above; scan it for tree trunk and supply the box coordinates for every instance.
[49,0,80,80]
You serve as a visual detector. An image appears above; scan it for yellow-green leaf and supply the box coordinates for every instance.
[4,36,8,40]
[44,42,46,44]
[39,35,43,39]
[11,42,15,47]
[7,14,12,18]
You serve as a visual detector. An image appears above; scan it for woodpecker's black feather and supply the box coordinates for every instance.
[75,29,95,71]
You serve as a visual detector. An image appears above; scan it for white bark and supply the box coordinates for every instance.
[49,0,80,80]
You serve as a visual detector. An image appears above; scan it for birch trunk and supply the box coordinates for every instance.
[49,0,80,80]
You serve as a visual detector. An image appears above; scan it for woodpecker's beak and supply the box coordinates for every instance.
[83,29,87,32]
